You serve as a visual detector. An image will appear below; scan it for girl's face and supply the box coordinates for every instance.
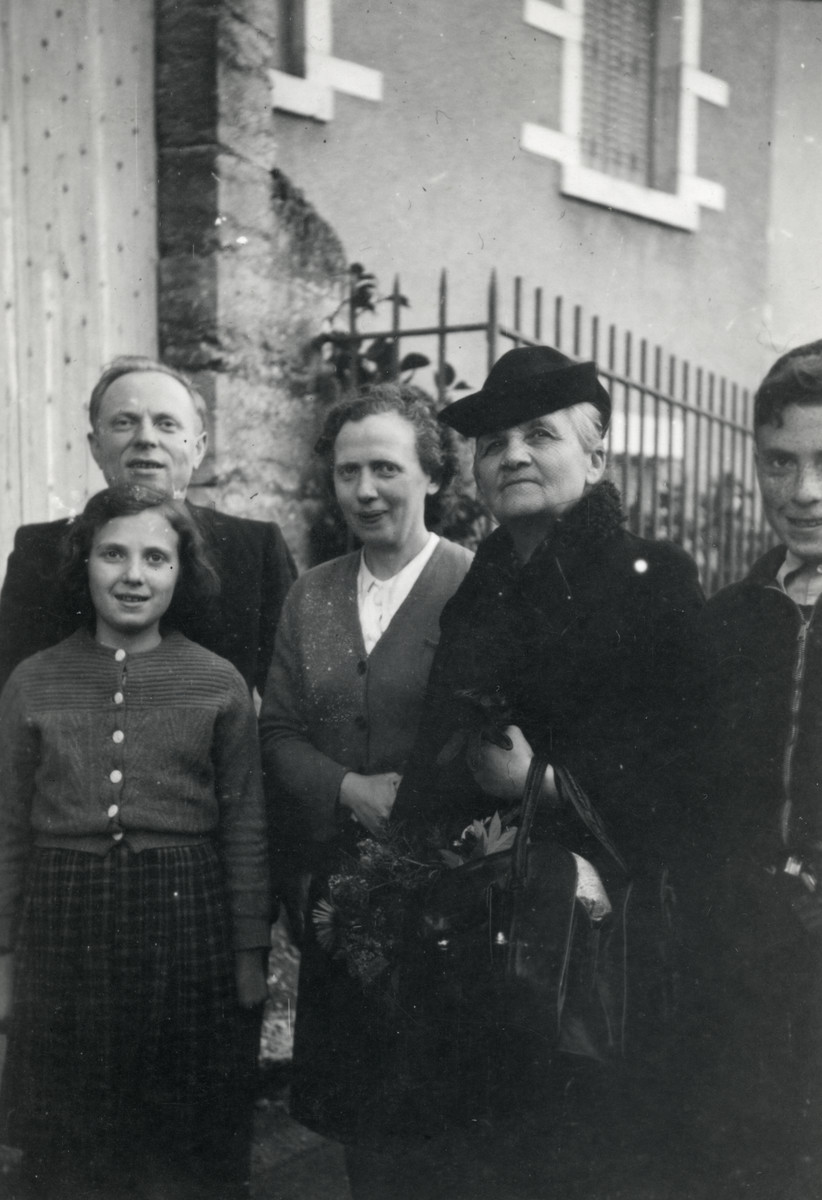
[88,509,180,651]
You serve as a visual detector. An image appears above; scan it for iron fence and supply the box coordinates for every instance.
[326,270,772,594]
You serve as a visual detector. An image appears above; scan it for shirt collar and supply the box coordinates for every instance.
[357,532,438,597]
[776,548,822,605]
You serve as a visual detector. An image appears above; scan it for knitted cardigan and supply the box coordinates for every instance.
[0,629,270,951]
[258,538,473,851]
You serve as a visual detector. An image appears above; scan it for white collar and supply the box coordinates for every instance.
[358,533,439,595]
[356,534,439,655]
[776,548,822,605]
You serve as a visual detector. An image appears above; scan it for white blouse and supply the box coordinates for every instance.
[357,534,440,655]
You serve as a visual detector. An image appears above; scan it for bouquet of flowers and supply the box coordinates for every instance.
[313,685,519,987]
[311,826,435,987]
[312,811,518,988]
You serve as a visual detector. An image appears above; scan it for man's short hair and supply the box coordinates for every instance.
[88,356,208,432]
[754,339,822,432]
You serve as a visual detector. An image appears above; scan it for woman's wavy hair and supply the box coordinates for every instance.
[60,485,220,631]
[314,383,458,525]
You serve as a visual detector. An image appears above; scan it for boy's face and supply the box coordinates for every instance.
[756,402,822,562]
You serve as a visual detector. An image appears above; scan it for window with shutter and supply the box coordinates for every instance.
[521,0,729,230]
[580,0,656,185]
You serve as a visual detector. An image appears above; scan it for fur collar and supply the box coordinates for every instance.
[547,479,625,555]
[477,480,625,573]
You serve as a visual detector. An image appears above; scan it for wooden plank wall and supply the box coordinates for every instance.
[0,0,157,576]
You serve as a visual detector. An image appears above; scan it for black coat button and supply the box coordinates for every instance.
[355,715,368,731]
[357,660,367,676]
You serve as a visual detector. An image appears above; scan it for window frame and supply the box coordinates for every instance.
[520,0,729,230]
[268,0,383,122]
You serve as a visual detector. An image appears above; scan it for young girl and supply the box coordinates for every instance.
[0,485,270,1200]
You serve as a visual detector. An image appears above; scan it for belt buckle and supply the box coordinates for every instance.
[783,854,817,893]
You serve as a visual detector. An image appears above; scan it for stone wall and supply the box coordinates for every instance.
[155,0,347,567]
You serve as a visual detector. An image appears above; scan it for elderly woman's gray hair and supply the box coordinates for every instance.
[563,401,606,454]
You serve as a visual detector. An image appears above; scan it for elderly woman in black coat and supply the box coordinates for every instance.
[398,347,703,863]
[363,346,707,1199]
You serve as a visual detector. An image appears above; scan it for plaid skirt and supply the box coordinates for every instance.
[2,842,241,1164]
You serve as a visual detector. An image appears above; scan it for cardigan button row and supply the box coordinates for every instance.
[107,650,124,838]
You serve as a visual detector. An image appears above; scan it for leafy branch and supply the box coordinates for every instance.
[314,263,469,394]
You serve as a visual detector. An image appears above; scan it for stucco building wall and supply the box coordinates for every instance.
[768,0,822,352]
[269,0,779,392]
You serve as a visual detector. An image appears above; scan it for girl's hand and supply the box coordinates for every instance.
[234,950,269,1009]
[0,953,14,1025]
[469,725,556,802]
[339,772,402,835]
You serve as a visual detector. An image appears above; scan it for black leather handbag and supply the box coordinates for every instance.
[393,753,637,1123]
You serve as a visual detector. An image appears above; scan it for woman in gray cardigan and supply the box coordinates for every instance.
[258,385,472,1178]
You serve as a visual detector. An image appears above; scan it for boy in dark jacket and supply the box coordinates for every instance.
[699,340,822,1197]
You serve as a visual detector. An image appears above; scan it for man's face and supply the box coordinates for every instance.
[88,371,206,498]
[756,402,822,562]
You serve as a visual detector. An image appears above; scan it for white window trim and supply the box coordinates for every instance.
[521,0,729,231]
[269,0,383,122]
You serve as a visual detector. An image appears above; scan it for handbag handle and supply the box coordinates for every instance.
[510,750,552,889]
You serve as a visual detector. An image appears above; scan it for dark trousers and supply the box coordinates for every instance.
[696,907,822,1197]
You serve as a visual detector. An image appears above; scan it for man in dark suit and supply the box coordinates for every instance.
[0,355,297,696]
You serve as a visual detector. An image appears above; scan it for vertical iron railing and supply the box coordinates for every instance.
[329,271,771,593]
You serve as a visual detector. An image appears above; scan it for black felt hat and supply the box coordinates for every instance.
[439,346,611,438]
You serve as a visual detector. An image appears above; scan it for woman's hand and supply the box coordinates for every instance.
[235,950,269,1009]
[469,725,556,802]
[0,953,14,1025]
[339,772,402,835]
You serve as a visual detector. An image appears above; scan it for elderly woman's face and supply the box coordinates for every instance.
[474,411,605,527]
[333,412,438,555]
